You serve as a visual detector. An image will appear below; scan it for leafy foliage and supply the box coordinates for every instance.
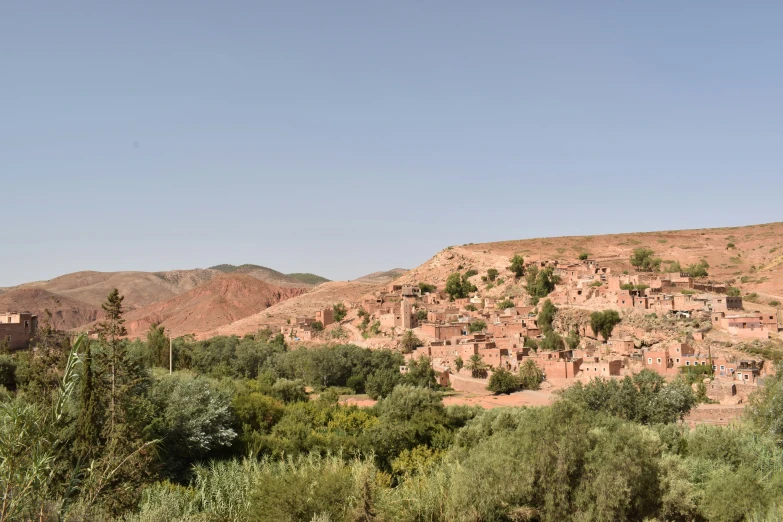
[590,309,622,341]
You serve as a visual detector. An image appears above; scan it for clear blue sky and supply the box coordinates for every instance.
[1,2,781,287]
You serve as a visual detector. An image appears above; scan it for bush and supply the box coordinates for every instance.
[578,252,589,260]
[271,378,309,403]
[464,304,477,312]
[487,368,519,395]
[509,255,525,278]
[418,283,437,294]
[486,269,499,282]
[496,299,514,310]
[311,321,324,332]
[0,355,17,391]
[726,286,741,297]
[468,320,487,333]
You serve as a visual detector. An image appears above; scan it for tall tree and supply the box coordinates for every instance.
[96,289,127,433]
[74,342,104,459]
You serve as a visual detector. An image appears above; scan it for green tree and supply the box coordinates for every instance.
[468,320,487,333]
[486,269,499,282]
[454,356,464,373]
[630,247,661,271]
[565,329,580,350]
[95,288,127,433]
[146,323,168,368]
[537,299,557,333]
[310,321,324,332]
[366,368,402,399]
[578,252,589,261]
[74,342,104,460]
[525,266,559,302]
[467,354,487,378]
[445,273,465,300]
[487,368,519,394]
[509,255,525,278]
[590,310,622,342]
[400,330,423,354]
[685,259,709,278]
[496,299,514,310]
[539,330,565,351]
[518,359,544,390]
[333,303,348,322]
[418,283,437,294]
[726,286,741,297]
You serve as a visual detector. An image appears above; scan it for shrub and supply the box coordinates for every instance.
[578,253,589,261]
[487,368,519,395]
[496,299,514,310]
[464,304,477,312]
[726,287,741,297]
[311,321,324,332]
[486,269,499,282]
[727,242,736,249]
[509,255,525,278]
[418,283,437,294]
[468,320,487,333]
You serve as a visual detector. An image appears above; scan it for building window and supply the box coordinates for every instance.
[657,358,661,363]
[686,361,690,366]
[744,374,749,380]
[720,365,725,370]
[648,358,652,364]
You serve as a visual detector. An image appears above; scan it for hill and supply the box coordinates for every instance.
[209,264,329,287]
[354,268,409,285]
[120,274,309,338]
[0,288,102,330]
[390,222,783,303]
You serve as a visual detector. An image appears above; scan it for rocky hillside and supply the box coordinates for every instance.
[119,274,309,338]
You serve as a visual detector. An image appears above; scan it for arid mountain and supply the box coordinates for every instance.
[2,263,325,331]
[13,269,220,311]
[391,222,783,303]
[207,222,783,339]
[0,288,102,330]
[206,280,379,338]
[354,268,409,285]
[209,264,330,287]
[120,274,309,338]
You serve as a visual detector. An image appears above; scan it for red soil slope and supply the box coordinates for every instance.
[122,274,308,338]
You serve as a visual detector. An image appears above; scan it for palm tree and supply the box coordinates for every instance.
[467,354,487,379]
[518,359,544,390]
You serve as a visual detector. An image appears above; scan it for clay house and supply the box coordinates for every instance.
[315,308,334,327]
[735,360,762,385]
[644,349,677,375]
[0,312,37,351]
[710,295,743,311]
[421,323,464,340]
[437,370,451,387]
[711,312,770,339]
[608,338,635,356]
[379,300,418,329]
[580,358,622,377]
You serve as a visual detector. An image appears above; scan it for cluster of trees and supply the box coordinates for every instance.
[486,360,544,394]
[444,271,478,300]
[121,363,783,522]
[9,290,783,521]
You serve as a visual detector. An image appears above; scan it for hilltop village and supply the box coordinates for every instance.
[278,251,782,404]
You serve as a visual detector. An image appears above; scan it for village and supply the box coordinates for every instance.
[275,254,782,408]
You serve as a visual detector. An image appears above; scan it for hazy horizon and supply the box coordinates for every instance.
[3,2,782,287]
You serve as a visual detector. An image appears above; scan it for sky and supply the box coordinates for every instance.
[1,2,782,287]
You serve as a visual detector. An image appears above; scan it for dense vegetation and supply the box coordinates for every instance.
[4,290,783,521]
